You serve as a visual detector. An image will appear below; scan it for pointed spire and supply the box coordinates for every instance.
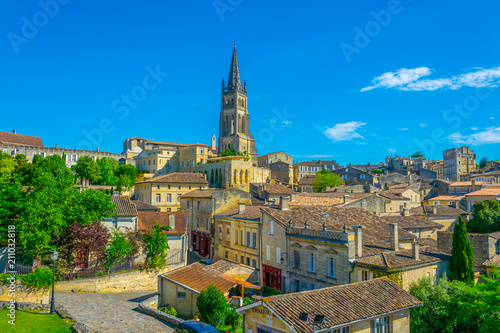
[227,43,241,91]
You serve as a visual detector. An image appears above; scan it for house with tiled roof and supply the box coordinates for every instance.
[409,205,469,231]
[293,159,340,184]
[465,188,500,211]
[236,277,421,333]
[131,200,160,212]
[180,188,252,258]
[133,172,209,212]
[100,195,138,230]
[158,262,260,318]
[250,183,298,202]
[382,215,443,239]
[297,175,315,192]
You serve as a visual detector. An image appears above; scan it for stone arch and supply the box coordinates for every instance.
[231,98,234,105]
[240,170,244,184]
[219,168,223,184]
[225,114,229,134]
[215,169,218,185]
[231,115,235,134]
[245,170,249,184]
[234,169,238,184]
[241,116,245,134]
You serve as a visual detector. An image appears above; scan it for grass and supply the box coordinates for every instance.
[217,324,243,333]
[0,309,73,333]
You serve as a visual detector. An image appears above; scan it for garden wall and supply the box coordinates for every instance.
[55,262,184,293]
[0,280,49,304]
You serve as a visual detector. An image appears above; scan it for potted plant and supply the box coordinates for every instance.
[193,316,200,321]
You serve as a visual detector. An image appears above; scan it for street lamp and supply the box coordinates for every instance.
[49,249,59,315]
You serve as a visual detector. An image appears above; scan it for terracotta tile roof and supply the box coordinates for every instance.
[259,278,421,333]
[417,237,438,247]
[489,231,500,239]
[409,205,468,216]
[160,262,259,294]
[355,246,450,270]
[262,183,297,195]
[295,160,338,166]
[483,255,500,268]
[210,259,253,274]
[449,181,490,187]
[181,189,219,198]
[135,172,208,185]
[382,216,443,229]
[294,192,370,200]
[428,194,465,201]
[298,175,315,185]
[258,151,288,158]
[131,200,160,212]
[289,195,343,207]
[0,131,43,147]
[251,196,265,205]
[465,188,500,196]
[137,211,186,234]
[261,206,416,256]
[470,170,500,177]
[377,190,410,200]
[112,196,138,216]
[214,205,261,220]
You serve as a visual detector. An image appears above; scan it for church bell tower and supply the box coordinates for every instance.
[218,44,257,164]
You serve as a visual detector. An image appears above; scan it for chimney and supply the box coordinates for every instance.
[12,129,16,134]
[55,144,58,149]
[353,226,362,257]
[238,202,246,214]
[471,179,476,192]
[290,193,296,202]
[390,223,399,250]
[343,194,350,204]
[432,205,437,215]
[403,208,410,216]
[168,214,176,229]
[279,196,290,211]
[412,241,420,260]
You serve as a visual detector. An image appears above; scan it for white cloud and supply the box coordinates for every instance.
[490,117,495,120]
[323,121,366,142]
[448,127,500,145]
[471,127,479,131]
[399,128,408,131]
[388,148,397,153]
[419,123,428,127]
[362,66,500,91]
[270,119,293,126]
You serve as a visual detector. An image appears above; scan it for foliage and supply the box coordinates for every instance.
[410,151,425,159]
[114,164,138,189]
[196,284,229,328]
[467,200,500,233]
[159,305,178,317]
[449,216,475,284]
[479,157,488,169]
[312,170,343,192]
[0,176,25,241]
[142,221,170,268]
[56,222,110,269]
[220,148,236,157]
[0,308,73,333]
[225,304,243,332]
[75,155,101,184]
[372,270,403,287]
[410,268,500,332]
[372,168,383,174]
[262,285,283,296]
[97,157,118,185]
[29,155,75,188]
[104,228,135,270]
[0,153,16,177]
[20,268,53,289]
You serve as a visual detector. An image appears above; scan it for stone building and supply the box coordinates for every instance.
[180,188,252,258]
[133,173,208,212]
[218,44,257,164]
[269,161,293,185]
[0,130,124,167]
[443,146,477,181]
[100,196,138,230]
[293,160,340,183]
[334,166,377,186]
[237,278,421,333]
[250,183,297,202]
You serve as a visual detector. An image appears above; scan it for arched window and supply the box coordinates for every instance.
[241,116,245,133]
[234,169,238,184]
[245,170,249,184]
[231,115,235,134]
[225,115,229,134]
[231,98,234,105]
[226,99,229,105]
[240,170,244,184]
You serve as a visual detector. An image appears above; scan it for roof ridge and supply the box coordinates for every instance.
[381,252,391,269]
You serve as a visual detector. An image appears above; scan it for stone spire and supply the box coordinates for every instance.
[227,43,241,91]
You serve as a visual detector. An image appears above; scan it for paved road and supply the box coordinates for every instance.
[56,292,175,333]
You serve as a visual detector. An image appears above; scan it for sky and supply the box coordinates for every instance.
[1,0,500,166]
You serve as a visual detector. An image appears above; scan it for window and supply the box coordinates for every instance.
[177,194,181,203]
[308,253,315,273]
[177,292,187,299]
[433,268,438,284]
[227,227,230,234]
[207,202,210,210]
[360,175,365,180]
[294,250,300,269]
[276,247,281,264]
[157,185,160,189]
[270,221,274,235]
[266,246,270,260]
[252,232,257,249]
[331,326,350,333]
[342,175,347,180]
[252,259,256,268]
[241,231,244,246]
[307,283,314,291]
[167,208,171,212]
[186,201,191,209]
[235,230,238,244]
[71,155,77,162]
[206,219,210,230]
[196,201,201,209]
[361,270,370,281]
[196,218,201,228]
[178,185,181,190]
[247,258,250,266]
[156,194,161,203]
[187,216,190,226]
[200,148,204,154]
[247,232,251,248]
[328,257,336,278]
[167,194,172,202]
[371,316,390,333]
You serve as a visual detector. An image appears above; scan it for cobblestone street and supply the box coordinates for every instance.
[56,292,174,332]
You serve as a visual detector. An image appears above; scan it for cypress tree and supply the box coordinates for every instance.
[449,216,475,284]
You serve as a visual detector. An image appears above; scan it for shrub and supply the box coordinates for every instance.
[21,268,53,289]
[225,304,242,331]
[262,285,282,296]
[196,284,228,328]
[159,305,177,317]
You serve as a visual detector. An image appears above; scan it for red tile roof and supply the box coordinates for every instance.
[0,131,43,147]
[137,211,187,234]
[262,183,297,195]
[135,172,208,185]
[355,246,450,270]
[382,216,443,230]
[483,255,500,268]
[215,205,261,220]
[465,188,500,196]
[112,196,138,216]
[428,194,465,201]
[409,205,468,216]
[181,189,219,198]
[256,278,421,333]
[131,200,160,212]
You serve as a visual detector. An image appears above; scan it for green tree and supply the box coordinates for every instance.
[372,169,383,174]
[142,221,170,268]
[449,216,475,284]
[312,170,343,192]
[467,200,500,233]
[30,154,75,188]
[97,157,118,185]
[0,176,25,241]
[220,148,235,157]
[479,157,488,169]
[0,153,16,177]
[104,228,135,271]
[410,151,425,159]
[196,284,229,328]
[107,158,120,171]
[114,164,138,189]
[75,155,101,184]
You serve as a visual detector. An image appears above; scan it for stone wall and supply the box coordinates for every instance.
[437,231,497,271]
[55,262,185,293]
[0,280,49,304]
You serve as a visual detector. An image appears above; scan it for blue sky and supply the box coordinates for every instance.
[1,0,500,165]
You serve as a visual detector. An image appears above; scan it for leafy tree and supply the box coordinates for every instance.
[114,164,138,189]
[479,157,488,169]
[75,155,101,184]
[449,216,475,284]
[220,148,236,157]
[142,221,170,268]
[29,154,75,188]
[104,228,135,271]
[57,221,110,269]
[0,153,16,177]
[372,169,383,174]
[196,284,229,328]
[0,176,25,241]
[312,170,343,192]
[410,151,425,159]
[97,157,118,185]
[14,154,28,172]
[107,158,120,171]
[467,200,500,233]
